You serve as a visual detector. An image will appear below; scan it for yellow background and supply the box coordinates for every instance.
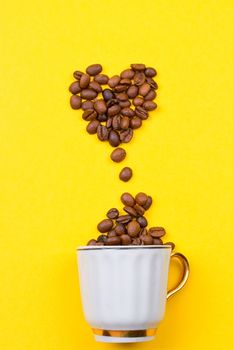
[0,1,233,349]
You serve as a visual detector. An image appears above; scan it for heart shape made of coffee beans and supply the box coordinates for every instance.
[69,63,157,147]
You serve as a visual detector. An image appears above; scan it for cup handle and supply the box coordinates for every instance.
[167,252,190,299]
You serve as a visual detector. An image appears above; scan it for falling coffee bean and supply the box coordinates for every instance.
[109,130,121,147]
[70,95,82,109]
[97,219,113,233]
[86,120,100,134]
[107,208,119,219]
[69,81,81,94]
[97,125,109,141]
[136,216,148,227]
[119,167,133,182]
[110,148,126,162]
[80,74,90,89]
[149,227,166,238]
[135,192,148,206]
[143,196,153,210]
[121,193,135,207]
[86,64,102,76]
[123,206,138,217]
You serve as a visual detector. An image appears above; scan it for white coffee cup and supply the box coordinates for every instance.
[77,245,189,343]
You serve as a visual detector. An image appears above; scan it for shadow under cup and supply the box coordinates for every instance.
[77,245,189,343]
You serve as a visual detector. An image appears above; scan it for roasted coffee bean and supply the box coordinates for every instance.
[94,74,109,84]
[149,227,166,238]
[97,234,108,243]
[134,72,146,86]
[89,80,102,92]
[120,78,131,85]
[116,93,128,101]
[145,67,157,77]
[87,239,96,246]
[132,237,143,245]
[102,89,115,101]
[80,73,90,88]
[146,77,158,89]
[135,106,148,120]
[141,235,153,245]
[94,99,107,114]
[119,128,133,143]
[110,147,126,162]
[140,228,148,236]
[137,216,148,227]
[108,229,117,237]
[135,192,148,206]
[131,63,146,71]
[144,89,156,101]
[143,196,153,210]
[107,104,121,117]
[82,100,94,110]
[143,101,157,111]
[108,75,121,88]
[69,81,81,94]
[116,215,132,224]
[107,208,119,219]
[121,192,135,207]
[114,84,128,92]
[97,114,108,122]
[86,120,100,134]
[121,234,132,245]
[97,125,109,141]
[82,109,97,121]
[121,107,135,117]
[115,223,127,235]
[139,83,150,96]
[164,241,175,250]
[123,206,138,217]
[127,85,138,99]
[127,221,141,237]
[105,236,121,245]
[153,238,163,245]
[112,115,121,130]
[106,117,113,128]
[73,70,84,80]
[134,203,145,216]
[70,95,82,109]
[119,167,133,182]
[109,130,121,147]
[130,117,142,129]
[86,64,102,76]
[120,69,135,79]
[119,100,131,108]
[120,116,130,130]
[80,89,98,100]
[97,219,113,233]
[106,98,118,108]
[133,97,144,106]
[96,242,104,246]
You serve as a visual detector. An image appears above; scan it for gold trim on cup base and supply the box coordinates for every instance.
[92,328,157,338]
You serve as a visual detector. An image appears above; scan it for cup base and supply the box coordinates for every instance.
[92,328,156,343]
[95,335,155,343]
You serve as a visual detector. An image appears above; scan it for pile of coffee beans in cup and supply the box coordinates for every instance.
[87,192,175,248]
[69,64,158,182]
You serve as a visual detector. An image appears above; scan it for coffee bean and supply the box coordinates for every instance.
[106,117,113,128]
[143,196,152,210]
[121,192,135,207]
[106,98,118,108]
[131,63,146,71]
[112,115,121,130]
[121,107,135,117]
[145,67,157,77]
[110,148,126,162]
[149,227,166,238]
[141,235,153,245]
[146,77,158,89]
[94,99,107,114]
[121,234,132,245]
[108,229,117,237]
[119,167,133,182]
[70,95,82,109]
[140,228,148,236]
[107,104,121,117]
[132,237,143,245]
[109,130,121,147]
[127,221,141,237]
[94,74,109,84]
[82,100,94,110]
[97,219,113,233]
[164,241,175,250]
[143,101,157,111]
[135,106,148,120]
[120,69,135,79]
[133,97,144,106]
[89,80,102,93]
[127,85,138,99]
[97,114,108,122]
[69,81,81,94]
[137,216,148,227]
[135,192,148,206]
[119,128,133,143]
[80,73,90,88]
[120,78,131,85]
[97,234,108,243]
[108,75,120,88]
[114,84,128,92]
[105,236,122,245]
[134,72,146,86]
[120,116,130,130]
[134,203,145,216]
[86,64,102,76]
[119,100,131,108]
[153,238,163,245]
[139,83,150,96]
[107,208,119,219]
[116,93,128,101]
[144,89,156,101]
[130,117,142,129]
[87,239,96,246]
[86,120,100,134]
[116,215,132,224]
[97,125,109,141]
[73,70,83,80]
[80,89,98,100]
[123,206,138,217]
[96,242,105,246]
[115,223,127,235]
[82,109,97,121]
[102,89,115,101]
